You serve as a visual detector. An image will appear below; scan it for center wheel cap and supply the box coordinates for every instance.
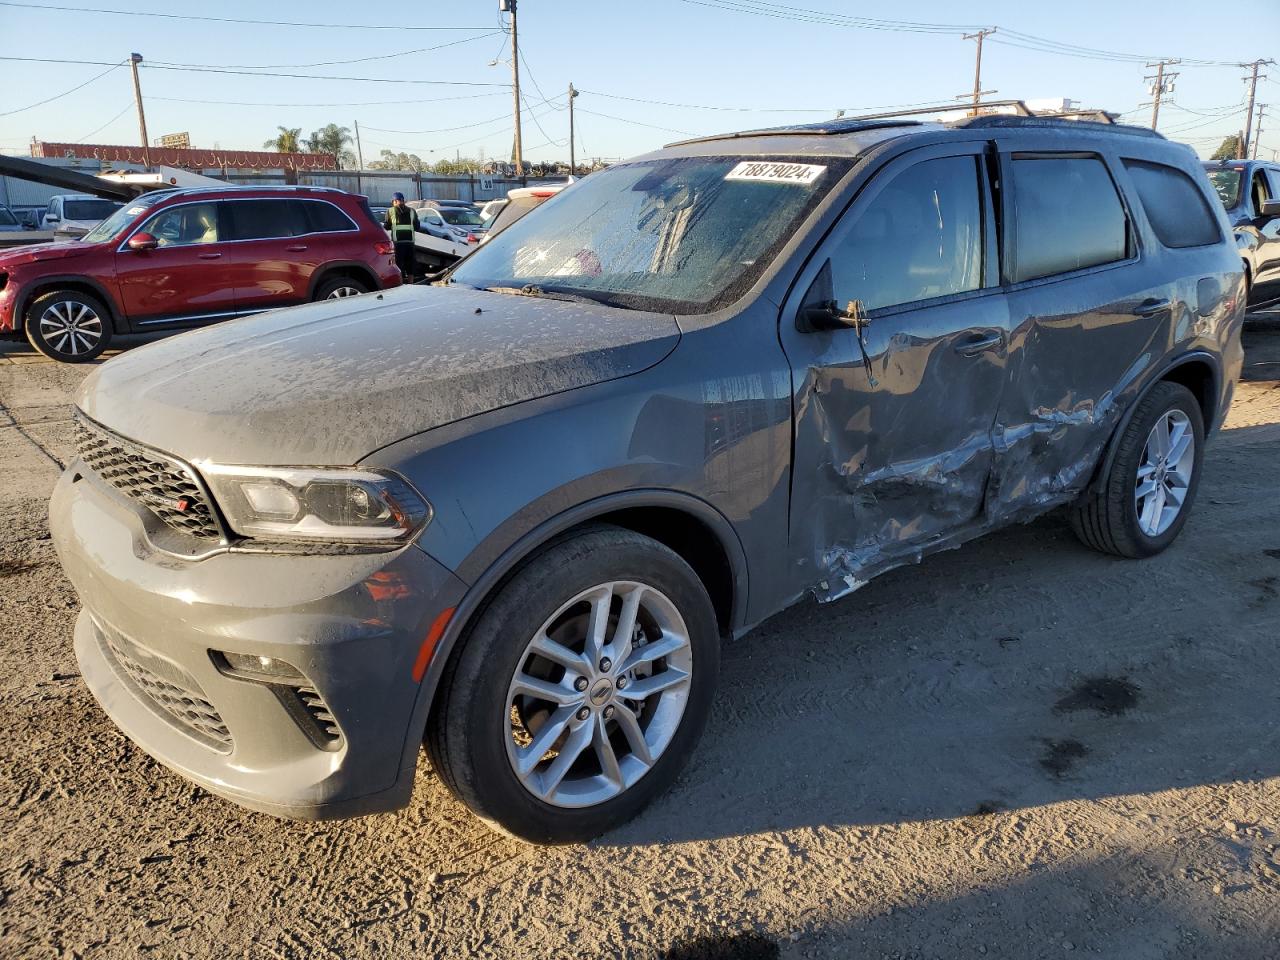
[589,678,613,705]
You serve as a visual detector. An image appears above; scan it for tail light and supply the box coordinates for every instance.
[466,233,477,244]
[375,241,394,255]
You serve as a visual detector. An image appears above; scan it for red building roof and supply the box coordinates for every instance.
[31,142,337,171]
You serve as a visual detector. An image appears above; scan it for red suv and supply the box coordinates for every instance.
[0,186,401,362]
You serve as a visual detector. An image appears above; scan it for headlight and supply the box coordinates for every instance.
[199,464,430,545]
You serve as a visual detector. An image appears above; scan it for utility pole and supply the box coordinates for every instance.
[129,52,151,169]
[568,82,578,175]
[960,28,997,116]
[1144,59,1179,130]
[501,0,523,177]
[1253,103,1268,160]
[1241,59,1274,159]
[353,120,364,170]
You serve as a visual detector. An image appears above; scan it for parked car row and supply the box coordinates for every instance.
[48,114,1245,844]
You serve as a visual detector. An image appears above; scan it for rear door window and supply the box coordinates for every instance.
[302,200,356,233]
[225,199,309,241]
[1010,156,1129,282]
[830,155,985,311]
[1123,160,1221,248]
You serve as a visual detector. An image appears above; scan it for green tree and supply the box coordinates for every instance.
[305,123,354,168]
[1211,135,1243,160]
[263,126,303,153]
[369,149,426,172]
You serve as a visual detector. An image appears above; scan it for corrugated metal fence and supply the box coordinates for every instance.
[209,170,561,204]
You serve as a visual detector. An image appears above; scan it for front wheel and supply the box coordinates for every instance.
[25,289,112,362]
[1070,381,1205,558]
[426,527,720,843]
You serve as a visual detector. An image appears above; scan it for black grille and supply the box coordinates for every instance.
[295,686,343,748]
[99,624,233,753]
[76,415,222,541]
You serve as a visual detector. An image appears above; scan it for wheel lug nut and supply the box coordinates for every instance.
[616,676,628,690]
[574,677,588,692]
[576,707,590,721]
[603,705,615,720]
[599,658,612,672]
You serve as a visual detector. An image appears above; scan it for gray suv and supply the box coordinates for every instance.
[52,114,1245,843]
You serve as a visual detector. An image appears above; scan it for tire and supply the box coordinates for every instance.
[1069,381,1205,559]
[24,289,112,363]
[426,526,720,844]
[313,276,370,301]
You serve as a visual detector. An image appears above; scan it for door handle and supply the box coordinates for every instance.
[1133,297,1172,317]
[955,331,1004,357]
[198,252,222,260]
[286,244,308,252]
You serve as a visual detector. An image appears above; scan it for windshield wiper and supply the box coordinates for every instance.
[481,284,627,308]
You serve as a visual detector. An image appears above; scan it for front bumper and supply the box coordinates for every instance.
[52,465,467,819]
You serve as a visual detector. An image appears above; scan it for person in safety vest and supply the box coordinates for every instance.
[383,192,420,283]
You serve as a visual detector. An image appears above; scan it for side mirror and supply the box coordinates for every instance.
[128,232,158,252]
[45,214,60,224]
[1261,199,1280,218]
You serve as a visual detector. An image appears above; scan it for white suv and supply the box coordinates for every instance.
[42,195,125,241]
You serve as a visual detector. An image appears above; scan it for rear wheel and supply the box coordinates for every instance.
[24,289,112,362]
[426,527,720,843]
[314,276,370,301]
[1070,381,1204,558]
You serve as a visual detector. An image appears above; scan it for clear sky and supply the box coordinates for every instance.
[1,0,1277,164]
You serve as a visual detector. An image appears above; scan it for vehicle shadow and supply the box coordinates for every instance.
[601,414,1280,848]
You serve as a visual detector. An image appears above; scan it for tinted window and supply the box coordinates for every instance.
[830,155,984,311]
[1012,157,1128,283]
[1123,160,1221,248]
[226,199,308,241]
[139,202,220,246]
[1205,168,1243,208]
[303,200,355,233]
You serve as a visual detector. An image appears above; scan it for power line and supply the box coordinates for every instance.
[76,101,133,142]
[0,59,125,117]
[0,1,491,31]
[147,31,502,71]
[575,108,694,137]
[0,56,510,87]
[148,92,508,108]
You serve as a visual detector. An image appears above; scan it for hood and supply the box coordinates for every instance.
[0,240,100,267]
[78,284,680,465]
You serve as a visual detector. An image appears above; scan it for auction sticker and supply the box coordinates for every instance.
[725,161,826,185]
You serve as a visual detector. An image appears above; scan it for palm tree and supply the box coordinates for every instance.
[305,124,354,168]
[263,126,303,153]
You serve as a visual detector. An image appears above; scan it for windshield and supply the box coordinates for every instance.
[1205,169,1242,209]
[80,193,167,243]
[64,199,123,221]
[451,155,851,313]
[440,208,484,226]
[0,208,16,226]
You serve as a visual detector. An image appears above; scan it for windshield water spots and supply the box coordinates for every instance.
[451,156,851,314]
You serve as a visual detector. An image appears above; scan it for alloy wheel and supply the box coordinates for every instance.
[325,286,363,299]
[1134,409,1195,537]
[38,300,103,357]
[504,581,693,809]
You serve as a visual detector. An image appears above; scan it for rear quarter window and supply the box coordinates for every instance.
[1123,160,1221,248]
[1010,156,1129,283]
[304,200,357,233]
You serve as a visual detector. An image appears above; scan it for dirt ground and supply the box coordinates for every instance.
[2,311,1279,960]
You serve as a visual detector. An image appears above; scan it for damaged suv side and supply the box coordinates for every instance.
[53,115,1244,844]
